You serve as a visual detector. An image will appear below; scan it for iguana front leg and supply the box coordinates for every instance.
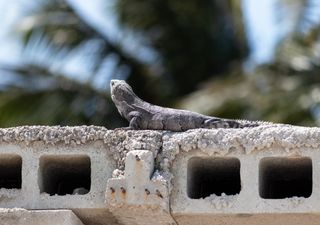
[128,111,143,129]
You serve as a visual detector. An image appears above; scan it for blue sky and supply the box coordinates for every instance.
[242,0,278,64]
[0,1,22,64]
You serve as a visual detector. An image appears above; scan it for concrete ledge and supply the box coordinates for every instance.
[174,214,320,225]
[0,125,320,224]
[0,208,84,225]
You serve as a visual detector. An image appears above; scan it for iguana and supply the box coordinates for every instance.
[110,79,271,131]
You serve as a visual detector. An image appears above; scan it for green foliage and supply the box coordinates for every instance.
[178,70,316,126]
[0,66,126,128]
[116,0,248,95]
[21,0,91,47]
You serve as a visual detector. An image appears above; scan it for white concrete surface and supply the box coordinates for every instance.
[0,208,84,225]
[0,125,320,224]
[106,150,174,225]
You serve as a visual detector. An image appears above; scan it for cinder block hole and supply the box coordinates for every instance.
[0,154,22,189]
[39,155,91,196]
[187,157,241,199]
[259,157,312,199]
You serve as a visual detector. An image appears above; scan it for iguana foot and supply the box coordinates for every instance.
[204,118,243,128]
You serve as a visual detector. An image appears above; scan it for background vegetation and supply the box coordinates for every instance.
[0,0,320,128]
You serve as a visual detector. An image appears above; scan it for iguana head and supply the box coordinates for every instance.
[110,79,136,105]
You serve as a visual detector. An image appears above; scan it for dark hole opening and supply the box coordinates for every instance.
[0,154,22,189]
[39,155,91,196]
[259,157,312,199]
[187,157,241,199]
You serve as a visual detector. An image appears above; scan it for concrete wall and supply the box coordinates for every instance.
[0,125,320,224]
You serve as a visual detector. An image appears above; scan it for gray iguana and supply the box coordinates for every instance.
[110,79,271,131]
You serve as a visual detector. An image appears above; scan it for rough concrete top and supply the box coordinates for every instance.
[160,124,320,160]
[0,126,162,173]
[1,124,320,151]
[0,126,110,145]
[1,124,320,171]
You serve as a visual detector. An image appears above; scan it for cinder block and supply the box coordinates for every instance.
[0,144,115,209]
[106,150,175,225]
[166,127,320,225]
[0,126,120,225]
